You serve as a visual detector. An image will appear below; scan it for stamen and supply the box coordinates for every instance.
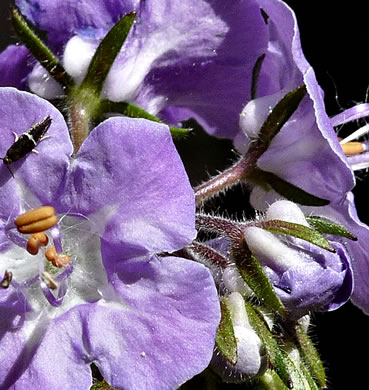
[45,246,70,268]
[49,225,64,254]
[339,123,369,144]
[41,271,58,290]
[26,232,49,255]
[15,206,58,234]
[1,270,13,289]
[341,141,367,156]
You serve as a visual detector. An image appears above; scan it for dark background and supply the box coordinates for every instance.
[284,2,369,389]
[1,1,368,389]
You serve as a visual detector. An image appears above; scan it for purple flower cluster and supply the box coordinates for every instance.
[0,0,369,388]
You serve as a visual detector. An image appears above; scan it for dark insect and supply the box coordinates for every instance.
[1,115,52,177]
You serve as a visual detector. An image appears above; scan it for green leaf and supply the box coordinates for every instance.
[100,100,191,137]
[295,325,327,388]
[11,7,74,90]
[245,304,291,388]
[262,220,335,252]
[215,299,238,365]
[258,85,307,148]
[233,239,286,317]
[255,170,330,207]
[80,12,136,96]
[307,217,357,241]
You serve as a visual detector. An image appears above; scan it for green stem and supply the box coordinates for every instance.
[11,6,74,90]
[194,146,262,204]
[194,86,307,205]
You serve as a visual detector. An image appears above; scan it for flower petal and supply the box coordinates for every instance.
[0,88,72,210]
[16,0,139,44]
[256,96,354,202]
[144,0,268,138]
[0,45,31,89]
[0,305,93,390]
[97,254,220,389]
[314,194,369,315]
[57,117,195,256]
[1,254,220,390]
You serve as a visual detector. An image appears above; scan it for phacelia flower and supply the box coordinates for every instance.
[227,0,369,315]
[1,0,275,138]
[0,87,220,389]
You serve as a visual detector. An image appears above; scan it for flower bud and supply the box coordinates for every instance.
[211,292,267,382]
[234,90,288,153]
[244,200,353,318]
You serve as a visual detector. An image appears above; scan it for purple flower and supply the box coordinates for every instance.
[0,87,220,389]
[1,0,271,137]
[224,0,369,316]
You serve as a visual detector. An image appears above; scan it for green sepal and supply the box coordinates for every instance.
[295,325,327,388]
[245,303,291,387]
[258,85,306,148]
[262,220,335,253]
[11,7,74,90]
[80,12,136,96]
[284,344,325,390]
[299,363,320,390]
[233,239,286,317]
[253,370,291,390]
[283,354,308,390]
[307,217,357,241]
[215,299,238,366]
[254,169,330,207]
[100,100,191,137]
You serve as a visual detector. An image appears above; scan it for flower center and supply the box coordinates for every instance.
[1,206,75,308]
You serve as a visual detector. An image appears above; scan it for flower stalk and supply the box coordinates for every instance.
[195,86,308,205]
[11,6,74,91]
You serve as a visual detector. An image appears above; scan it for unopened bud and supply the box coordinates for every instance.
[244,200,353,319]
[211,292,267,382]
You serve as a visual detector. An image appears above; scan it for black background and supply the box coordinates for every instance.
[1,1,368,389]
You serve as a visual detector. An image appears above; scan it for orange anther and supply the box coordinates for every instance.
[45,246,70,268]
[17,215,58,234]
[33,232,49,246]
[26,232,49,255]
[26,237,39,255]
[15,206,55,227]
[341,142,365,156]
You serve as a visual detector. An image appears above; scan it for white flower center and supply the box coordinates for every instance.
[1,212,112,320]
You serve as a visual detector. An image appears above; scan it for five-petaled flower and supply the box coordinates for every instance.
[0,87,220,390]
